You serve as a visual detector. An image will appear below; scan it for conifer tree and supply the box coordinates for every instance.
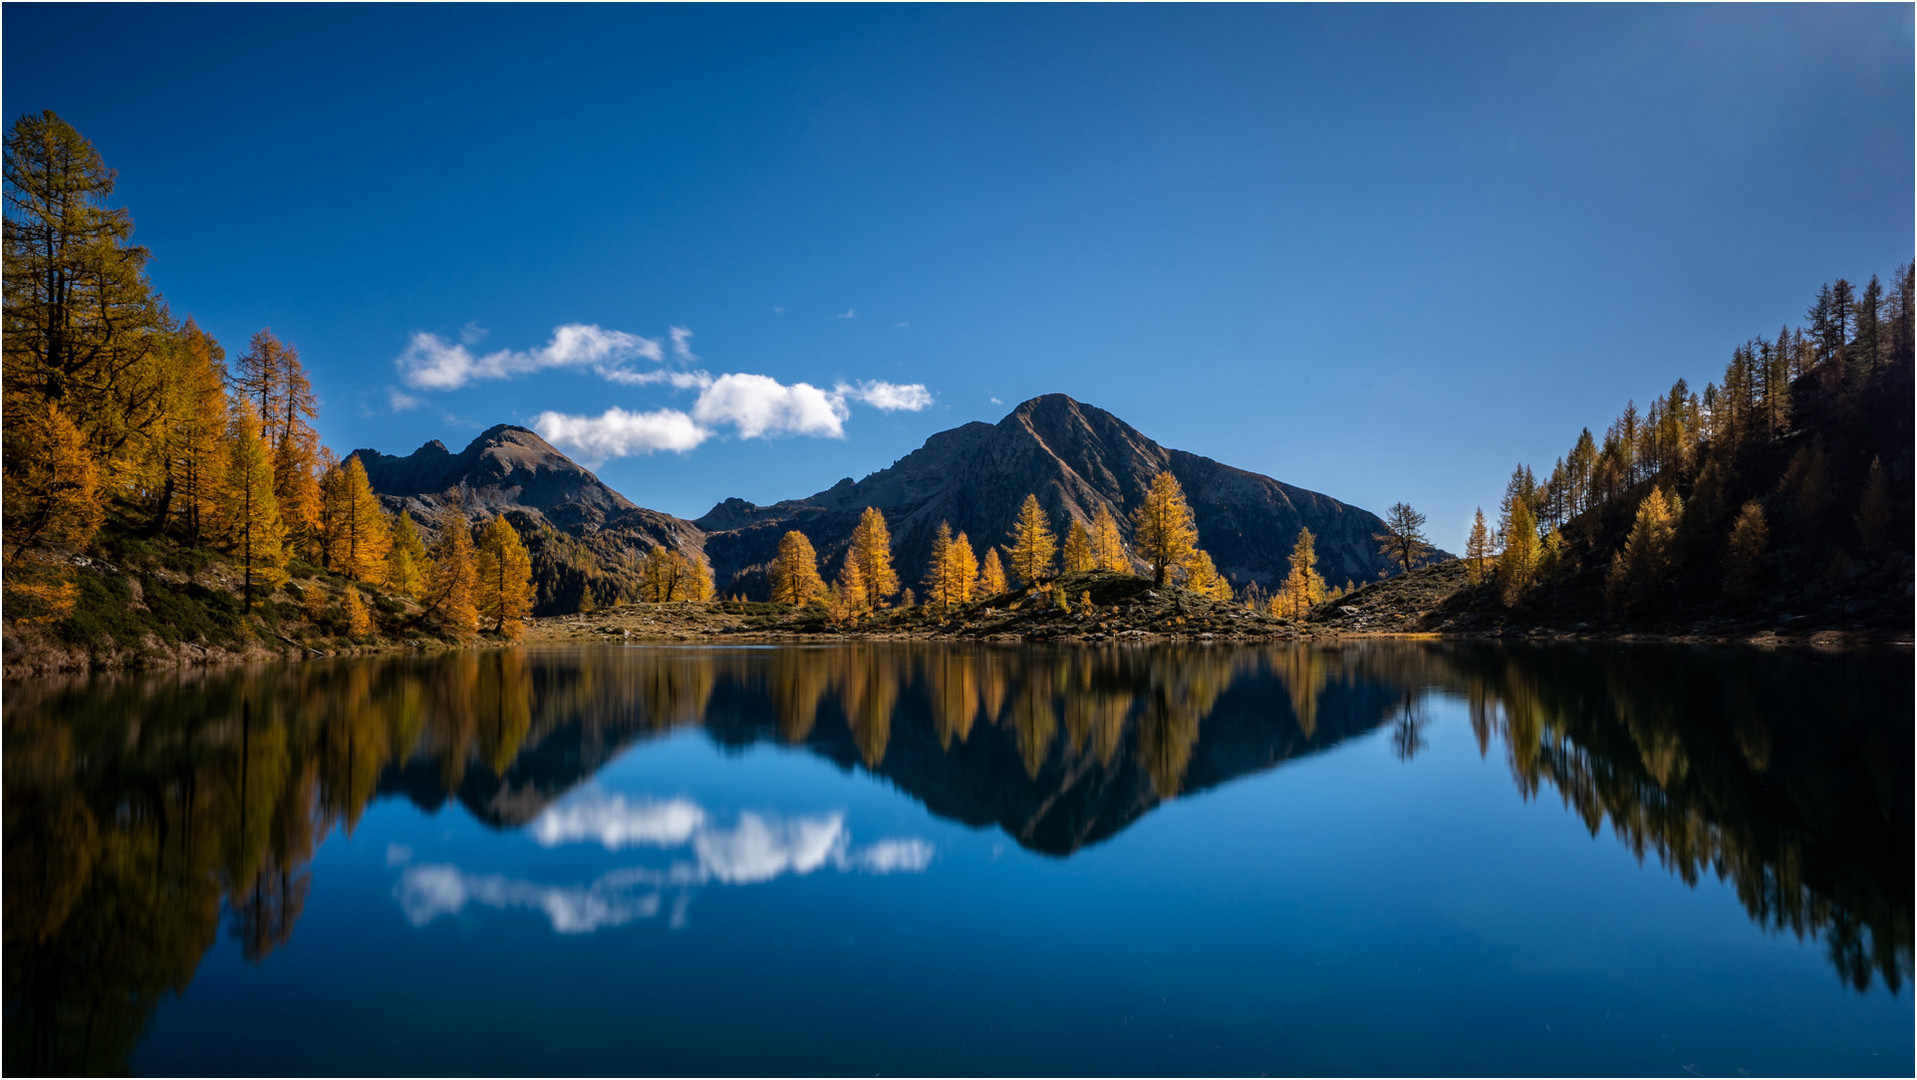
[1497,497,1539,608]
[1375,501,1432,576]
[1724,501,1768,600]
[976,548,1008,597]
[848,506,899,609]
[1464,508,1493,585]
[770,530,827,606]
[1184,550,1233,602]
[1061,519,1095,574]
[1089,506,1128,572]
[274,430,323,561]
[1605,485,1681,610]
[164,319,229,544]
[1004,494,1058,587]
[1278,528,1327,618]
[323,457,390,582]
[427,504,477,636]
[1566,429,1598,513]
[474,515,534,638]
[1,401,101,618]
[1537,527,1566,585]
[832,555,869,622]
[342,587,374,638]
[1854,457,1890,556]
[1133,471,1198,586]
[219,403,287,609]
[949,532,979,604]
[1779,440,1829,528]
[385,510,428,599]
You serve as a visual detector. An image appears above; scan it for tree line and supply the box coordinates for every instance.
[1,111,535,639]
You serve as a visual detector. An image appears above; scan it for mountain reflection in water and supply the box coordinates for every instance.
[4,641,1909,1074]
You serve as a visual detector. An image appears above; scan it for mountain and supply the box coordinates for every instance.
[349,425,705,614]
[696,394,1425,597]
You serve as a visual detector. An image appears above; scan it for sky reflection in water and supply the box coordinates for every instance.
[3,641,1909,1076]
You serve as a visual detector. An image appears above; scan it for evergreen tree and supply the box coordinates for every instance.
[1278,528,1327,617]
[342,587,373,638]
[384,510,428,599]
[474,515,534,638]
[1464,508,1493,585]
[1,401,101,618]
[218,403,287,609]
[976,548,1008,597]
[1537,527,1566,586]
[1724,501,1768,600]
[1090,505,1129,572]
[1132,471,1198,585]
[322,457,389,582]
[1004,494,1058,586]
[770,530,827,606]
[848,506,899,609]
[1061,519,1095,574]
[1375,501,1431,576]
[1566,428,1598,513]
[427,504,477,636]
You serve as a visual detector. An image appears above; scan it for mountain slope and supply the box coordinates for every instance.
[697,394,1424,597]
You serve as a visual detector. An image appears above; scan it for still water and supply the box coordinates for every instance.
[4,642,1910,1076]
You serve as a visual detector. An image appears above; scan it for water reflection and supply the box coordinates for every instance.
[3,641,1909,1074]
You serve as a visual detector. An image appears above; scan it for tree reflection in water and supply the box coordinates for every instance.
[3,641,1908,1073]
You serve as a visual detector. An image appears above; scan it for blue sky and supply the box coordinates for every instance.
[5,4,1910,548]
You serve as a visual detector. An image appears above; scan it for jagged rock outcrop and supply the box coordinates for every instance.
[696,394,1432,597]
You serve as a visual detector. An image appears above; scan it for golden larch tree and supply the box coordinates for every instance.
[322,457,390,582]
[385,510,429,599]
[1183,549,1234,602]
[1,401,102,619]
[948,532,979,604]
[274,430,323,561]
[427,504,478,636]
[218,403,287,609]
[1605,485,1682,610]
[1497,497,1540,607]
[770,530,827,606]
[1132,471,1198,585]
[976,548,1008,597]
[1003,494,1057,587]
[849,506,899,609]
[474,515,534,637]
[1278,528,1327,618]
[1464,508,1493,585]
[1724,500,1768,599]
[831,555,869,623]
[165,320,229,544]
[1061,519,1095,574]
[924,522,965,610]
[1090,506,1129,572]
[342,587,374,638]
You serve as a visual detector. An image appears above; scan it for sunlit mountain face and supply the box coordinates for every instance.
[5,642,1909,1075]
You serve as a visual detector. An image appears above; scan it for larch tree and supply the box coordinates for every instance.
[322,457,389,582]
[1003,494,1058,587]
[163,319,229,544]
[1497,496,1539,607]
[1278,528,1327,618]
[1464,508,1493,585]
[1061,519,1095,574]
[1184,549,1234,602]
[274,430,323,560]
[1723,501,1769,600]
[848,506,899,609]
[342,587,374,638]
[948,532,979,605]
[385,510,429,599]
[1375,501,1431,577]
[1132,471,1198,586]
[1,401,101,618]
[1605,485,1682,610]
[976,547,1008,597]
[832,555,869,622]
[218,403,287,609]
[427,504,478,636]
[770,530,827,606]
[474,515,534,638]
[1090,506,1128,572]
[924,522,965,610]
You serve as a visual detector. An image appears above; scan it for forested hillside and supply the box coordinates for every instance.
[1323,267,1915,637]
[1,112,536,673]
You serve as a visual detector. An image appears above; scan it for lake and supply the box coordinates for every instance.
[4,641,1910,1076]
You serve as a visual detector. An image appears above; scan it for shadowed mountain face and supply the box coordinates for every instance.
[696,394,1424,596]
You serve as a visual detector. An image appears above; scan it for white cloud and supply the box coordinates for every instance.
[772,305,785,314]
[691,373,849,439]
[670,326,698,364]
[460,321,488,345]
[397,323,665,390]
[895,321,910,329]
[386,843,414,866]
[388,388,423,412]
[837,380,933,412]
[530,795,707,850]
[531,407,709,458]
[989,396,1003,405]
[836,308,857,320]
